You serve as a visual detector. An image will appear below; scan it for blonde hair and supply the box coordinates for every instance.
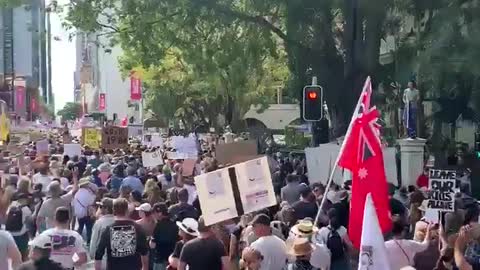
[144,179,163,204]
[17,178,31,194]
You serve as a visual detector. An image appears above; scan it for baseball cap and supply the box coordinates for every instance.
[135,203,152,212]
[250,214,271,226]
[29,234,52,249]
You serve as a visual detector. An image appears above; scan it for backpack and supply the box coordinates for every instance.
[326,227,345,261]
[5,205,24,232]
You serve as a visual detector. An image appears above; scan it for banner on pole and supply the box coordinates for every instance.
[99,93,106,111]
[130,72,142,100]
[427,169,456,212]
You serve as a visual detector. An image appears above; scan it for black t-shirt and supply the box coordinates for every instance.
[292,200,318,221]
[332,200,350,228]
[172,240,185,259]
[95,219,149,270]
[179,237,226,270]
[152,218,178,263]
[389,197,406,216]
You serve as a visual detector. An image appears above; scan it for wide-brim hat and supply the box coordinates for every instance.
[176,218,199,237]
[418,199,429,212]
[288,237,315,257]
[78,177,91,187]
[291,219,318,237]
[47,182,63,197]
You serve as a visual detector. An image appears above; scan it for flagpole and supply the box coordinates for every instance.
[314,77,370,226]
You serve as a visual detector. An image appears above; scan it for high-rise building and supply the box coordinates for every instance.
[0,0,52,120]
[74,31,141,123]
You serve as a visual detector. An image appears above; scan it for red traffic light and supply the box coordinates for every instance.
[307,91,318,100]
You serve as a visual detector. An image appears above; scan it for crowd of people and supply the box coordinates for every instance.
[0,135,479,270]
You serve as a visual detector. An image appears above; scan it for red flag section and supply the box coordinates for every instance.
[337,77,392,248]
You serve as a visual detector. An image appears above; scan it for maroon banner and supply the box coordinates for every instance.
[99,93,106,111]
[31,97,37,113]
[130,72,142,100]
[15,85,25,110]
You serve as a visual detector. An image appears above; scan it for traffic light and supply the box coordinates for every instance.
[303,85,323,121]
[475,132,480,158]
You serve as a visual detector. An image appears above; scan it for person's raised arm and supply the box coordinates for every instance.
[455,226,473,270]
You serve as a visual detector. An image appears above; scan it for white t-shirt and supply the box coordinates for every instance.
[384,239,429,270]
[73,188,96,219]
[250,235,287,270]
[40,228,86,269]
[184,183,197,205]
[6,201,32,236]
[33,173,53,192]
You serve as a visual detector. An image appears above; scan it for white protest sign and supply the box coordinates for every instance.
[234,156,276,214]
[427,169,456,212]
[128,125,144,138]
[63,144,82,158]
[195,168,238,226]
[166,151,198,160]
[171,134,198,156]
[142,150,164,168]
[36,139,49,155]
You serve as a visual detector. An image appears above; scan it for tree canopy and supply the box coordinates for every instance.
[57,102,81,121]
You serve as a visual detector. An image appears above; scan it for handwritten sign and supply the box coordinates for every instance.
[142,150,164,168]
[195,168,238,226]
[427,169,456,212]
[83,128,101,149]
[101,126,128,149]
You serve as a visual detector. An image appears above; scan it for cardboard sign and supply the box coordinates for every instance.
[143,133,163,148]
[36,139,49,156]
[142,150,164,168]
[83,128,101,149]
[234,156,276,214]
[195,168,239,226]
[63,144,82,158]
[215,140,257,165]
[102,126,128,149]
[427,169,456,212]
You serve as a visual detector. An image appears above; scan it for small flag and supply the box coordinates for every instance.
[358,193,391,270]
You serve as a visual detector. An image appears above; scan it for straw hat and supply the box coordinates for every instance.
[290,219,318,237]
[78,177,91,187]
[288,237,315,257]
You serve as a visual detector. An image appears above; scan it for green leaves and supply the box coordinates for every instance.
[57,102,82,121]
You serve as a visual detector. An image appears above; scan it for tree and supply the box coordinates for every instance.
[62,0,400,133]
[57,102,81,121]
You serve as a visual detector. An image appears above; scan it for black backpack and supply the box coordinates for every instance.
[326,227,345,261]
[5,205,24,232]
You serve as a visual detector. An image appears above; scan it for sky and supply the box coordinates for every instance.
[49,0,75,112]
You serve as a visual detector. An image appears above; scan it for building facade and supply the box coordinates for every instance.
[0,0,52,120]
[74,31,141,123]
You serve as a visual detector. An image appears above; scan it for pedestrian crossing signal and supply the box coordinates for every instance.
[303,85,323,121]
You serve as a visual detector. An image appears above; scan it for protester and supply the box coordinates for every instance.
[168,188,199,221]
[38,207,88,269]
[122,166,144,193]
[151,202,178,270]
[90,198,115,261]
[136,203,156,237]
[249,214,287,270]
[240,247,263,270]
[178,216,229,270]
[292,186,318,222]
[73,177,97,244]
[6,192,33,260]
[281,174,302,205]
[95,198,149,270]
[286,237,317,270]
[17,234,64,270]
[168,217,199,269]
[0,228,22,270]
